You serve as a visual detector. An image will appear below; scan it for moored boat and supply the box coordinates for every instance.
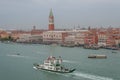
[84,45,99,50]
[105,47,119,50]
[61,44,75,48]
[33,56,75,73]
[88,54,107,59]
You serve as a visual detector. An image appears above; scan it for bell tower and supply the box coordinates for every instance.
[48,9,54,30]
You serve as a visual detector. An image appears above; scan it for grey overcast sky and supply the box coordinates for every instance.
[0,0,120,30]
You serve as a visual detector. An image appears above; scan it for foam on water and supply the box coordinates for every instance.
[63,71,114,80]
[53,60,114,80]
[7,54,25,57]
[32,61,114,80]
[6,54,37,60]
[33,67,38,70]
[33,68,114,80]
[63,60,79,64]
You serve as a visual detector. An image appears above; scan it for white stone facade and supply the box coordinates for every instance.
[64,35,75,44]
[98,34,107,47]
[42,31,67,43]
[17,34,42,42]
[16,34,31,42]
[75,32,86,45]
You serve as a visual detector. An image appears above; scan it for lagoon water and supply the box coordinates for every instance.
[0,42,120,80]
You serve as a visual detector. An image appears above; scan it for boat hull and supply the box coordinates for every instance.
[33,65,75,73]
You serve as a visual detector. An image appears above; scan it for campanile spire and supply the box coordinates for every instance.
[48,9,54,30]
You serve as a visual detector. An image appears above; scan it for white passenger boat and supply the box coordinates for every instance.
[33,56,75,73]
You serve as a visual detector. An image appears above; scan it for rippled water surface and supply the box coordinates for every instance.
[0,42,120,80]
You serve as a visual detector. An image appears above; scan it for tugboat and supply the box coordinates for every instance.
[33,56,76,73]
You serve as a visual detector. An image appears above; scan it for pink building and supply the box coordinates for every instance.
[97,31,107,47]
[0,30,9,38]
[84,32,98,45]
[10,30,30,40]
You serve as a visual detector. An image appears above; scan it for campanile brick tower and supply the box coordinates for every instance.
[48,9,54,30]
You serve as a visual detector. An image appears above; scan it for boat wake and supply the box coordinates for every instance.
[7,54,25,57]
[32,59,114,80]
[6,54,37,59]
[63,60,79,64]
[33,66,38,70]
[60,71,114,80]
[62,60,113,80]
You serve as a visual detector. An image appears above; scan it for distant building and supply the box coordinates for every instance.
[17,34,43,43]
[29,35,43,43]
[31,26,45,35]
[74,30,89,45]
[112,28,120,46]
[42,31,68,44]
[48,9,54,31]
[106,36,116,47]
[16,34,31,42]
[98,31,107,47]
[0,30,9,38]
[64,35,75,44]
[84,32,98,45]
[10,30,30,40]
